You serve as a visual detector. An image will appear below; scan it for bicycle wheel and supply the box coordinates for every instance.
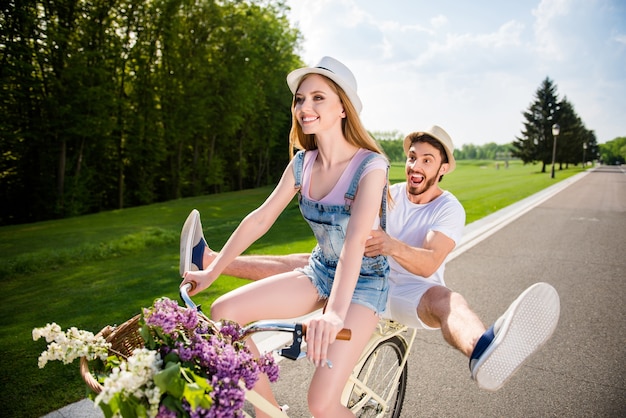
[347,335,408,418]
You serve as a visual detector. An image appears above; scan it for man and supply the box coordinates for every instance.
[180,125,560,391]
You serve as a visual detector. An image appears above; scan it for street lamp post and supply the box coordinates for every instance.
[582,142,587,168]
[551,123,560,179]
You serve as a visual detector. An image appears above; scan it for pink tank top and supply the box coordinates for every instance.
[300,148,388,205]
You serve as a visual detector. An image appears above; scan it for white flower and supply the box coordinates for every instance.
[94,348,163,417]
[32,323,62,343]
[32,323,110,368]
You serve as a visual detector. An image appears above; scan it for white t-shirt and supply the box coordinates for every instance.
[386,182,466,287]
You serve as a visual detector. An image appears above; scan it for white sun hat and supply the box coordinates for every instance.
[286,56,362,114]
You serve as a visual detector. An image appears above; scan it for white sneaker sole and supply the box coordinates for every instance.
[180,209,200,276]
[473,282,560,391]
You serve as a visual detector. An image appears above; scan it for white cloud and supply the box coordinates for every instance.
[431,15,448,29]
[532,0,570,60]
[284,0,626,145]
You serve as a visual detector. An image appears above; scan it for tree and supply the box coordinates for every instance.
[512,77,560,172]
[371,130,404,162]
[512,77,597,173]
[599,137,626,165]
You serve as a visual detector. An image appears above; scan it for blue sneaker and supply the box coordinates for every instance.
[180,209,207,276]
[469,282,560,391]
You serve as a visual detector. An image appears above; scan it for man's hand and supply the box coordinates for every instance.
[364,229,394,257]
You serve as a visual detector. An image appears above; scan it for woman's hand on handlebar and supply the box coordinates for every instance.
[304,311,344,368]
[180,269,216,296]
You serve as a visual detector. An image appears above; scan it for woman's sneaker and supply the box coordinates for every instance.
[469,282,560,391]
[180,209,207,276]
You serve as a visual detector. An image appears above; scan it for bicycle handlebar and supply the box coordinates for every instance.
[179,284,351,341]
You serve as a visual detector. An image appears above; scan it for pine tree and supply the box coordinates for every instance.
[513,77,598,173]
[512,77,560,172]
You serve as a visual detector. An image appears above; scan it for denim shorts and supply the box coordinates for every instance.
[297,247,389,315]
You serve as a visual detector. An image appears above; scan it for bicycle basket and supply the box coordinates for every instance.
[79,314,144,394]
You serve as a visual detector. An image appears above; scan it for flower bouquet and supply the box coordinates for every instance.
[33,297,279,417]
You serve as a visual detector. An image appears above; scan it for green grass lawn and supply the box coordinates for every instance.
[0,160,583,417]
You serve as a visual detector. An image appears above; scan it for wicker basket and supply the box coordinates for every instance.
[80,314,144,394]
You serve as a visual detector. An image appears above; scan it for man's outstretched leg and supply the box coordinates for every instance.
[417,286,487,357]
[418,282,560,391]
[180,209,309,280]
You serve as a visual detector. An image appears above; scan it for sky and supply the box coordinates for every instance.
[283,0,626,147]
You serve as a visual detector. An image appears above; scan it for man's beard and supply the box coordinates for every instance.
[407,175,437,196]
[406,165,441,197]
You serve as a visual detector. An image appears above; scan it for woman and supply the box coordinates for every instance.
[181,56,389,417]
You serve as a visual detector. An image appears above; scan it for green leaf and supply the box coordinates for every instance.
[161,395,184,415]
[163,351,181,364]
[190,371,213,392]
[154,362,185,398]
[97,400,115,418]
[140,325,155,350]
[119,397,138,418]
[134,402,147,417]
[180,371,213,411]
[105,393,122,417]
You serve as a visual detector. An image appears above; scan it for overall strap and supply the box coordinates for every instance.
[343,153,389,231]
[380,181,388,231]
[344,153,379,202]
[292,150,305,190]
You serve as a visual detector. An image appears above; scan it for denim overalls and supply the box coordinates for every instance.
[293,150,389,315]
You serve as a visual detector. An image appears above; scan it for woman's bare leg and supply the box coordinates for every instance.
[307,304,379,417]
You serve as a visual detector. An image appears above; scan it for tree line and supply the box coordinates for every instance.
[1,0,300,225]
[1,2,611,226]
[372,131,515,163]
[598,137,626,165]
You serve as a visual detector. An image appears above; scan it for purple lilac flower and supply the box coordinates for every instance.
[209,375,246,418]
[218,321,242,342]
[259,352,280,383]
[159,345,172,358]
[156,405,178,418]
[192,335,221,371]
[175,341,194,362]
[195,324,211,335]
[182,400,209,418]
[143,298,199,337]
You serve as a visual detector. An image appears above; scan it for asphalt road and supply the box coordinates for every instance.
[270,165,626,417]
[45,165,626,417]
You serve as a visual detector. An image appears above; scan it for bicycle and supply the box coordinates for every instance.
[179,284,416,418]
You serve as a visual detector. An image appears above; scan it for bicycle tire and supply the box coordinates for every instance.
[347,335,408,418]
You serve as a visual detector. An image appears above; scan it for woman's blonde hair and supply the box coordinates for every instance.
[288,74,386,159]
